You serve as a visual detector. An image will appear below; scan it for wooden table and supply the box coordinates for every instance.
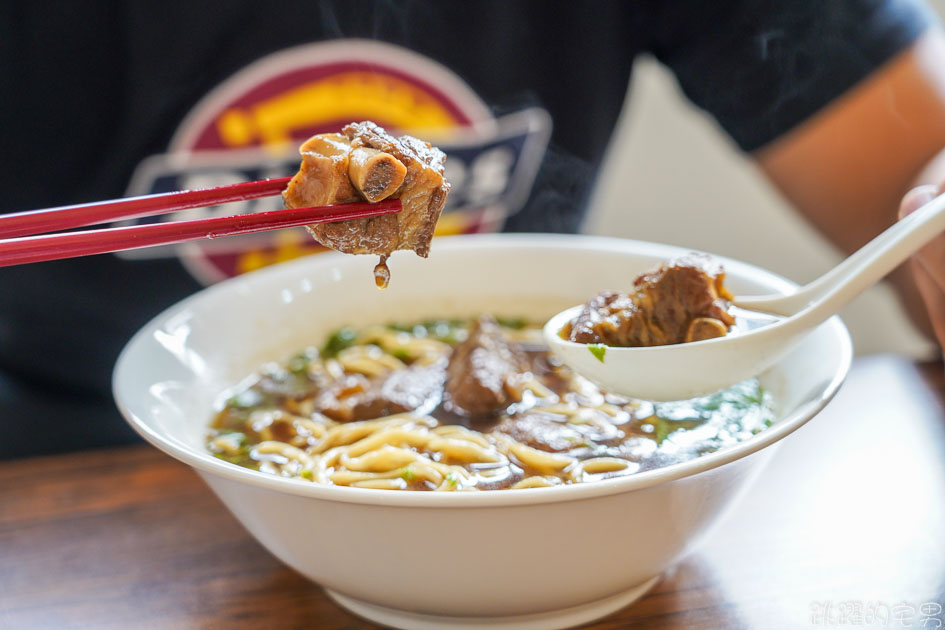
[2,355,945,630]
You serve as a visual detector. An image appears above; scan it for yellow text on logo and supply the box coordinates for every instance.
[217,71,461,149]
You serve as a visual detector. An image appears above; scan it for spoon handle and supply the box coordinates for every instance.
[736,192,945,317]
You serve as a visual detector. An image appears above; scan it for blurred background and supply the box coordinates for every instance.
[588,0,945,359]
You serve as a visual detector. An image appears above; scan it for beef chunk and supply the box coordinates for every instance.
[490,411,622,453]
[315,362,446,423]
[568,255,735,346]
[338,121,448,258]
[282,121,449,262]
[444,317,527,417]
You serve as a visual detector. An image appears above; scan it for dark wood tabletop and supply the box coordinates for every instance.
[2,355,945,630]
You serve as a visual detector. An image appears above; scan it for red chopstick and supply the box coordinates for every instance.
[0,199,401,268]
[0,199,401,267]
[0,176,403,267]
[0,177,293,239]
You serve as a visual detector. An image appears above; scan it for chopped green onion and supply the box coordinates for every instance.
[228,390,263,409]
[495,316,528,330]
[588,344,607,362]
[391,348,412,361]
[322,327,359,358]
[287,347,319,373]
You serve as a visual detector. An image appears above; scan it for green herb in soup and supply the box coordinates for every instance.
[207,316,774,490]
[587,344,607,362]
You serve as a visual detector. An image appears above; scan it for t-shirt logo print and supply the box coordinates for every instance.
[121,40,550,285]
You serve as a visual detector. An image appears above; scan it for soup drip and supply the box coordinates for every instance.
[373,256,390,289]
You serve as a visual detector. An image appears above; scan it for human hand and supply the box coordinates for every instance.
[899,183,945,351]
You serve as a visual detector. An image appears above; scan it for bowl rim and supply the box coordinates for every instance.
[113,233,852,508]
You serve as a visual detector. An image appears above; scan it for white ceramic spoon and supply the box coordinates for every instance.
[544,192,945,401]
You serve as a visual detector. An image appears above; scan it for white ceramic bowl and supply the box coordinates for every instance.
[113,234,851,630]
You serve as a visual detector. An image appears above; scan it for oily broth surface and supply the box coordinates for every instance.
[207,318,774,491]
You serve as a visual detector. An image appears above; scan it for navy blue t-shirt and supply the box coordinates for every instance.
[0,0,934,458]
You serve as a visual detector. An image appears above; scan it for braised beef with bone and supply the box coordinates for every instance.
[567,255,735,346]
[283,121,450,287]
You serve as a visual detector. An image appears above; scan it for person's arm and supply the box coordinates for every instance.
[756,29,945,346]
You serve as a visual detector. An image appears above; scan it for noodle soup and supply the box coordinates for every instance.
[207,317,774,491]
